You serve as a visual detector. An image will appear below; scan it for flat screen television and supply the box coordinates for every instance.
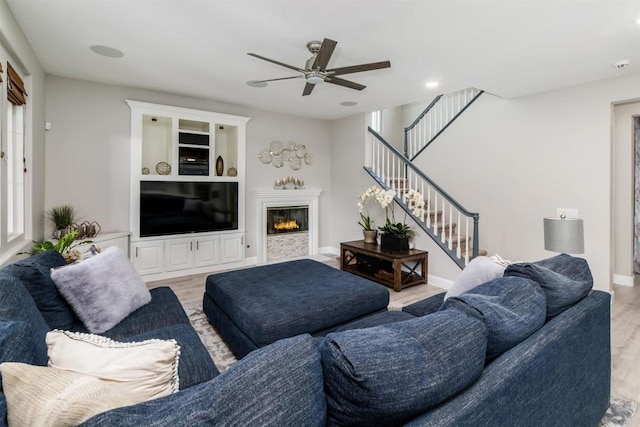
[140,181,238,237]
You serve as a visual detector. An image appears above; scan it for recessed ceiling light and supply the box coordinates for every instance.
[340,101,357,107]
[425,81,439,88]
[89,45,124,58]
[636,17,640,24]
[247,80,268,88]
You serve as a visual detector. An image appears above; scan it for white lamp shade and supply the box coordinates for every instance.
[543,217,584,254]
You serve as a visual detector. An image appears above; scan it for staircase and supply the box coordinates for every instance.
[365,88,484,269]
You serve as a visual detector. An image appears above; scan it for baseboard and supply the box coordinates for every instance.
[319,246,339,256]
[427,274,454,291]
[244,256,257,267]
[613,274,634,287]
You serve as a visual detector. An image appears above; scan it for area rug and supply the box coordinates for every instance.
[186,305,638,425]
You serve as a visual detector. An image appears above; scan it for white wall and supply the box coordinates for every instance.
[613,101,640,285]
[405,73,640,292]
[44,76,332,259]
[0,0,46,260]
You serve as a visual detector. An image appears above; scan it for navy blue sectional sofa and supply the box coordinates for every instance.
[0,251,610,426]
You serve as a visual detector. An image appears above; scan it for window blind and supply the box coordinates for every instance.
[7,62,26,105]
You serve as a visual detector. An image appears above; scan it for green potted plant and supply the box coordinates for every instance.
[46,205,77,238]
[31,230,93,263]
[358,212,377,244]
[358,186,425,252]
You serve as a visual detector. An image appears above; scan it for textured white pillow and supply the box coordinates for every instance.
[0,362,137,426]
[51,246,151,333]
[444,256,506,301]
[46,330,180,402]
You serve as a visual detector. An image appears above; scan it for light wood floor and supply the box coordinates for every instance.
[149,260,640,424]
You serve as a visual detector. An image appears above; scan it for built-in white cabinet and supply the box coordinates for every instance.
[127,100,250,281]
[131,241,164,276]
[220,233,244,264]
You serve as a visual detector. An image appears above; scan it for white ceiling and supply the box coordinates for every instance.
[6,0,640,120]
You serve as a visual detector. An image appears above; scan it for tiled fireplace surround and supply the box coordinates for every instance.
[255,189,322,263]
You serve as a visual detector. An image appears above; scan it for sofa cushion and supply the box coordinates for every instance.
[80,334,326,427]
[1,362,136,427]
[444,256,506,301]
[120,323,219,389]
[2,250,73,330]
[504,253,593,320]
[403,292,446,317]
[333,310,416,332]
[46,330,180,402]
[320,309,488,426]
[440,276,546,360]
[70,287,191,340]
[51,247,151,334]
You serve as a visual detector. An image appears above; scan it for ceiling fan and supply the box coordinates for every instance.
[247,38,391,96]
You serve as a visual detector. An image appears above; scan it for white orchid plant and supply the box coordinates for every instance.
[358,185,425,238]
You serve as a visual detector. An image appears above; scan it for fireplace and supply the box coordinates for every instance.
[267,206,309,235]
[255,189,322,263]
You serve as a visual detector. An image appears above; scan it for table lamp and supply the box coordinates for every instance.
[543,215,584,254]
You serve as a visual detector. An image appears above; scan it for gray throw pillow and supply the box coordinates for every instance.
[51,247,151,334]
[504,253,593,320]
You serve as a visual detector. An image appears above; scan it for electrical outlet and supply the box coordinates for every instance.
[556,208,578,219]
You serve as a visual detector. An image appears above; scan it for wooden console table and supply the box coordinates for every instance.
[340,240,428,292]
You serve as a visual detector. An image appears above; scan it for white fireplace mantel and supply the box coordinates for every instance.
[255,189,322,264]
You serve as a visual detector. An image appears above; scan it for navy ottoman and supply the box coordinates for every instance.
[203,259,389,358]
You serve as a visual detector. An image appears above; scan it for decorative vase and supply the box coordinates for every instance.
[216,156,224,176]
[363,230,377,244]
[380,234,410,252]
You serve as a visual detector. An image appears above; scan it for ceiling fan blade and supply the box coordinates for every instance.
[325,76,366,91]
[302,82,315,96]
[249,76,303,84]
[312,38,337,70]
[247,53,305,73]
[326,60,391,76]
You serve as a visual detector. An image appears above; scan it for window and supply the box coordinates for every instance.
[6,103,24,240]
[4,62,27,244]
[371,110,382,133]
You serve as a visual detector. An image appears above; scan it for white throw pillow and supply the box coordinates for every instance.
[46,330,180,403]
[0,362,137,426]
[444,256,507,301]
[50,246,151,333]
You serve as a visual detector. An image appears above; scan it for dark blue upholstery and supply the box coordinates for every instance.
[203,292,258,358]
[406,291,611,427]
[333,309,415,332]
[440,276,546,360]
[2,250,73,329]
[71,287,190,339]
[0,272,49,366]
[504,253,593,320]
[80,334,327,427]
[321,310,488,426]
[204,259,389,349]
[403,292,446,316]
[121,324,219,389]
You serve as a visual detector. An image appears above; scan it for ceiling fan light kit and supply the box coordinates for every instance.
[247,38,391,96]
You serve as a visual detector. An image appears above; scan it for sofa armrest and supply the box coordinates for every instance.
[402,292,445,316]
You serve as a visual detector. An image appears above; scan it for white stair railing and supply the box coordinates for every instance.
[367,127,479,268]
[405,87,483,161]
